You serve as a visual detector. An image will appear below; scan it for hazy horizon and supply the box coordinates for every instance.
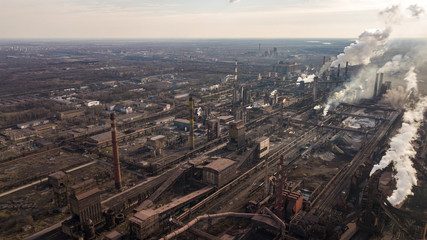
[1,0,426,39]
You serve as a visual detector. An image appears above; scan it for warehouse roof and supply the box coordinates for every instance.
[204,158,235,172]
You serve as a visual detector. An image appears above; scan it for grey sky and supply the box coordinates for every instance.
[0,0,425,38]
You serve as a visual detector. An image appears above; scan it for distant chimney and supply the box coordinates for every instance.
[234,60,238,81]
[323,56,326,65]
[189,97,195,150]
[373,73,379,98]
[110,113,121,190]
[345,61,348,79]
[337,64,341,79]
[379,73,384,96]
[313,77,318,102]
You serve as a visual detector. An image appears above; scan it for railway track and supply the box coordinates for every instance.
[310,110,401,216]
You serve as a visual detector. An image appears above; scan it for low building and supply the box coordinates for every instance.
[203,158,236,187]
[57,109,85,120]
[158,103,170,111]
[173,118,201,131]
[114,105,133,114]
[152,116,175,125]
[2,129,35,141]
[31,123,57,132]
[88,131,125,146]
[17,119,49,129]
[84,100,100,107]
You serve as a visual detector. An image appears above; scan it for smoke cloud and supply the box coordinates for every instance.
[370,68,427,206]
[297,74,315,83]
[229,0,240,3]
[331,27,391,68]
[407,4,425,18]
[370,96,427,206]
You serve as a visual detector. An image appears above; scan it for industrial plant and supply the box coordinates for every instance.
[0,34,426,240]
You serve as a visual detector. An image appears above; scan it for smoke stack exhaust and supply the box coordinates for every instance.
[189,97,195,150]
[379,73,384,96]
[323,56,326,65]
[345,61,348,79]
[373,73,379,98]
[110,113,122,190]
[313,77,318,101]
[337,64,341,79]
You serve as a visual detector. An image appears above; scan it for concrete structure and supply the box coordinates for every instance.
[203,158,236,187]
[256,136,270,159]
[130,187,214,239]
[229,120,245,148]
[207,119,220,141]
[114,105,132,114]
[147,135,167,157]
[48,171,68,208]
[69,179,103,227]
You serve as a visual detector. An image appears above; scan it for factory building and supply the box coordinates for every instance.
[17,119,49,129]
[207,119,220,141]
[203,158,236,187]
[174,118,201,131]
[272,62,302,75]
[56,109,85,120]
[129,187,214,240]
[229,120,245,148]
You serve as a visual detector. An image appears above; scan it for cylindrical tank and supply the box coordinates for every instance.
[115,213,125,225]
[105,209,116,229]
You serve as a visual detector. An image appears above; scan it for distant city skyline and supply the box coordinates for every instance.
[1,0,426,39]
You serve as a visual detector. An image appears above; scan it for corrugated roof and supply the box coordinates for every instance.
[75,187,100,201]
[204,158,235,172]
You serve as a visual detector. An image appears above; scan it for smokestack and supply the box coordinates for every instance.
[264,158,269,196]
[234,60,238,81]
[110,113,122,190]
[274,155,285,217]
[189,97,195,150]
[337,64,341,79]
[345,61,348,79]
[379,73,384,96]
[313,77,318,102]
[323,56,326,65]
[373,73,379,98]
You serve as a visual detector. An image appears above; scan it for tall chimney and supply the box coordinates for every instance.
[345,61,348,79]
[313,77,318,102]
[189,97,195,150]
[234,60,238,81]
[373,73,379,98]
[274,156,285,218]
[264,157,269,196]
[110,113,122,190]
[379,73,384,96]
[323,56,326,65]
[337,64,341,79]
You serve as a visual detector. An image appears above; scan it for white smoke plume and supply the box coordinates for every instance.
[370,68,427,206]
[370,96,427,206]
[331,27,391,68]
[378,54,412,74]
[380,5,401,24]
[297,74,315,83]
[407,4,425,18]
[229,0,240,3]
